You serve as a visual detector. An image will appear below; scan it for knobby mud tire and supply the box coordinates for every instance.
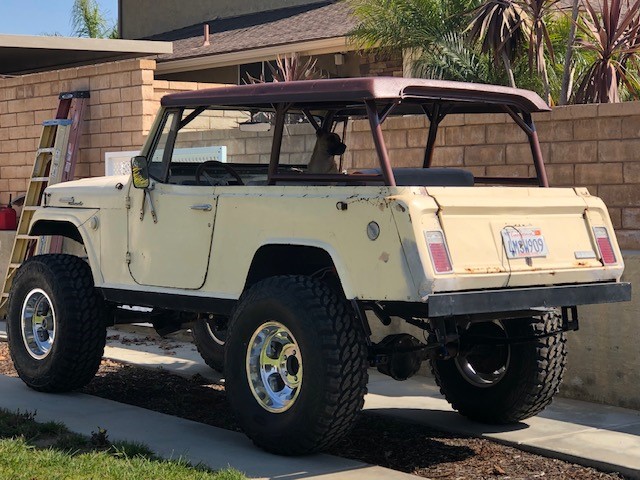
[192,318,225,373]
[7,254,106,392]
[431,313,567,423]
[225,275,368,455]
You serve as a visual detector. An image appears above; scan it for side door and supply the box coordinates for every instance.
[127,109,217,290]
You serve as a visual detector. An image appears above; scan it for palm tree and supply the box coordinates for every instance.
[348,0,483,79]
[574,0,640,103]
[520,0,559,103]
[467,0,527,87]
[466,0,558,101]
[71,0,118,39]
[349,0,472,50]
[413,31,506,83]
[560,0,581,104]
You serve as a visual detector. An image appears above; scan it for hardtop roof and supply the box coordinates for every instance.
[161,77,550,114]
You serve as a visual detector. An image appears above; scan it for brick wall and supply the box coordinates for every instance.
[175,121,315,165]
[340,104,640,249]
[159,103,640,249]
[0,59,216,207]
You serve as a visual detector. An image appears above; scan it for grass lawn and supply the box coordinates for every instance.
[0,409,245,480]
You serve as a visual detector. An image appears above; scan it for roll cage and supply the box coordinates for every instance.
[160,77,552,187]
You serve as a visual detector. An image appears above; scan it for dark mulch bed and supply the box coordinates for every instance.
[0,342,626,480]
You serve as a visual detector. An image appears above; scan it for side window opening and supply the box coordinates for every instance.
[149,107,321,187]
[148,111,178,182]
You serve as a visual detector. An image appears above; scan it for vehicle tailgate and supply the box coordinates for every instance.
[424,186,623,291]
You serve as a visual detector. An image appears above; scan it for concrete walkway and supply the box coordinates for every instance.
[0,376,412,480]
[101,327,640,479]
[366,373,640,479]
[1,324,640,478]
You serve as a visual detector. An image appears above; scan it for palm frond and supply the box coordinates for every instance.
[574,0,640,102]
[413,31,502,83]
[467,0,527,62]
[348,0,480,53]
[71,0,110,38]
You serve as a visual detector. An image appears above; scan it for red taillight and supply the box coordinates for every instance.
[593,227,617,265]
[425,231,453,273]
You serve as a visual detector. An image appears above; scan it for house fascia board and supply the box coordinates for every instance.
[0,34,172,55]
[156,36,356,74]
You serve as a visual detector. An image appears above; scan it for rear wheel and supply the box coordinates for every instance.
[225,275,368,455]
[7,255,107,392]
[192,317,226,372]
[431,313,566,423]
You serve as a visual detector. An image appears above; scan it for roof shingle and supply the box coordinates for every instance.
[151,1,357,63]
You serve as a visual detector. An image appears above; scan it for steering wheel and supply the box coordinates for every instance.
[195,160,245,186]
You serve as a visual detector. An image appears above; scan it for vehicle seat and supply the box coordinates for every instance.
[354,168,474,187]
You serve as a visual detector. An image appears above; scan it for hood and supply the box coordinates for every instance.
[45,175,129,210]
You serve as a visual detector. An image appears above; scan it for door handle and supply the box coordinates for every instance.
[190,204,212,211]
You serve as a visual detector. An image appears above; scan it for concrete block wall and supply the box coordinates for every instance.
[340,104,640,249]
[1,60,639,409]
[0,60,222,207]
[563,253,640,409]
[175,122,317,165]
[0,58,161,206]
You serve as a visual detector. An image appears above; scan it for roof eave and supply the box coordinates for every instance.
[155,36,355,75]
[0,34,172,75]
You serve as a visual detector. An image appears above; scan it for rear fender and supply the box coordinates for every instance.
[248,240,355,299]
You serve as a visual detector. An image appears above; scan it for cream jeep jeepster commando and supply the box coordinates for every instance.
[7,78,631,455]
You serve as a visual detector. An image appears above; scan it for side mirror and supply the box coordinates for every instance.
[131,156,150,189]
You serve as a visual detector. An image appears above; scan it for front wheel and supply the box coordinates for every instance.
[7,255,107,392]
[431,313,566,424]
[225,275,368,455]
[191,317,226,372]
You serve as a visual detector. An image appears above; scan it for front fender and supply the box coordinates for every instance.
[29,208,102,284]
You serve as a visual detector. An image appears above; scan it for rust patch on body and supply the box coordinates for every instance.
[464,266,505,274]
[379,252,390,263]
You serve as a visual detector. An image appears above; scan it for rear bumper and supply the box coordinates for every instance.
[425,282,631,318]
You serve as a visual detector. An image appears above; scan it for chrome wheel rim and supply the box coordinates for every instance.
[21,289,56,360]
[205,320,226,346]
[455,321,510,388]
[246,321,302,413]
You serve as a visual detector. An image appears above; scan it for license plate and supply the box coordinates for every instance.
[501,227,548,259]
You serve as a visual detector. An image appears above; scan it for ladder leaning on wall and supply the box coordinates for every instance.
[0,91,90,319]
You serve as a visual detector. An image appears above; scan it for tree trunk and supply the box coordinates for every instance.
[541,60,551,105]
[501,50,517,88]
[560,0,580,105]
[535,26,552,105]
